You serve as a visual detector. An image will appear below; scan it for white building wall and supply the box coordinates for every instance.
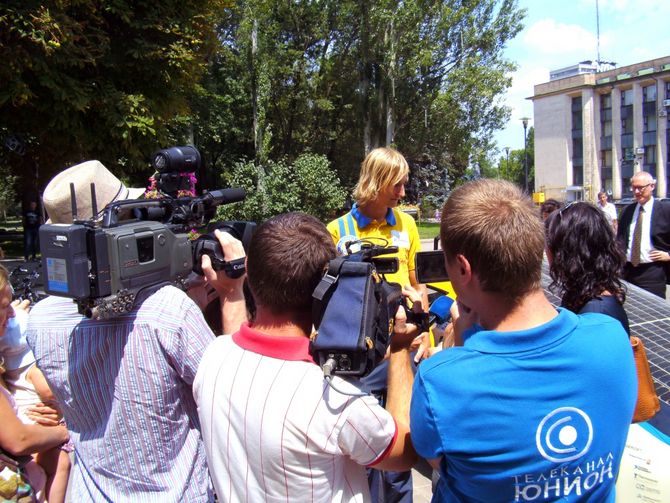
[534,94,572,201]
[582,88,599,200]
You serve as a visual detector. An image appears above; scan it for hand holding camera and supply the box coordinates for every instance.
[201,229,246,296]
[390,286,425,352]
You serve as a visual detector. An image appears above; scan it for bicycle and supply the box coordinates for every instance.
[9,263,46,304]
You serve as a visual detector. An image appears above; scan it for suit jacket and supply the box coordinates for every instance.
[617,198,670,281]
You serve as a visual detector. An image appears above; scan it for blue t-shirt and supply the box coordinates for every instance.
[410,309,637,502]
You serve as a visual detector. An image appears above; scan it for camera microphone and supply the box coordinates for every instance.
[205,188,246,205]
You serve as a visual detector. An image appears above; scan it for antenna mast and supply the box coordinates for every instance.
[596,0,601,69]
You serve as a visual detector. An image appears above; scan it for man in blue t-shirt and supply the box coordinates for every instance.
[410,179,637,502]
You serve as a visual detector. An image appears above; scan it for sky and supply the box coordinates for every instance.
[493,0,670,153]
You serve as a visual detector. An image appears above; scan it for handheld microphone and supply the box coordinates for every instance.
[429,295,454,325]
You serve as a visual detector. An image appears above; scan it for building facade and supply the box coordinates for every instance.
[532,56,670,202]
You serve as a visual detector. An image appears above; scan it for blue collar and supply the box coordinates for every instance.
[462,308,573,354]
[351,203,396,228]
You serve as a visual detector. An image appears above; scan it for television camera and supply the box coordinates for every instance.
[39,146,255,319]
[311,241,428,379]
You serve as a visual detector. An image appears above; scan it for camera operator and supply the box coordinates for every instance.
[26,160,242,502]
[193,212,420,502]
[327,147,426,502]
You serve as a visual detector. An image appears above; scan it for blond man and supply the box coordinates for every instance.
[327,147,423,502]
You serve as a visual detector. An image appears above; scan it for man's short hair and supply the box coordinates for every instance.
[631,170,655,185]
[440,179,544,300]
[353,147,409,206]
[246,212,336,315]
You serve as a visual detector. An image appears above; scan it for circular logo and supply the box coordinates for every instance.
[535,407,593,463]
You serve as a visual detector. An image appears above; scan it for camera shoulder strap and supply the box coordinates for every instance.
[312,257,347,329]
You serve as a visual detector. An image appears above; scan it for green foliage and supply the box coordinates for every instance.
[0,0,229,185]
[216,153,346,223]
[0,0,526,203]
[203,0,525,190]
[0,164,18,219]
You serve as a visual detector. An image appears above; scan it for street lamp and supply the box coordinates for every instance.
[521,117,531,193]
[504,147,510,181]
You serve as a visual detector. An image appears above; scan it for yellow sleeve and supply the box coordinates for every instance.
[405,214,420,274]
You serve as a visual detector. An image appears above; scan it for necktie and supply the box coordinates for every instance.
[631,206,644,267]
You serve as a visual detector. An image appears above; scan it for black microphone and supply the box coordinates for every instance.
[204,188,246,205]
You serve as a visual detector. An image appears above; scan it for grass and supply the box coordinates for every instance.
[417,221,440,240]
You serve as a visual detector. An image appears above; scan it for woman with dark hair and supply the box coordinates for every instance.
[545,201,630,335]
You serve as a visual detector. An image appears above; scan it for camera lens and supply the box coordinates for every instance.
[153,154,167,171]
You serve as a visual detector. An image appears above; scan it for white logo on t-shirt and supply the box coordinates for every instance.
[536,407,593,463]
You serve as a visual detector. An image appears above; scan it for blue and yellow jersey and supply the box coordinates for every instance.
[327,204,420,287]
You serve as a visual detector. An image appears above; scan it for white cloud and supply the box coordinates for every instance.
[523,19,597,56]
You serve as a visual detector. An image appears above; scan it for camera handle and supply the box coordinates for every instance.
[192,236,246,278]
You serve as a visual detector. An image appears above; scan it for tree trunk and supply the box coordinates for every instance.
[359,0,371,155]
[251,19,260,161]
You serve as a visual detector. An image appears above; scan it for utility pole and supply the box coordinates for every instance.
[521,117,531,193]
[504,147,510,181]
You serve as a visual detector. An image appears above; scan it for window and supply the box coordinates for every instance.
[601,150,612,167]
[622,89,634,106]
[643,84,657,102]
[600,93,611,109]
[622,116,634,134]
[622,147,634,162]
[644,114,657,133]
[645,145,657,164]
[602,120,612,137]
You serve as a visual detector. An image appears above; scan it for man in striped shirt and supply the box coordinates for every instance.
[26,162,246,502]
[194,212,419,502]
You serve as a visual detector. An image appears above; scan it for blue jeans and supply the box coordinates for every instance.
[24,228,39,259]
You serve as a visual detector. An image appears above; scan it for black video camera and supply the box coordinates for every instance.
[311,241,428,377]
[39,146,256,319]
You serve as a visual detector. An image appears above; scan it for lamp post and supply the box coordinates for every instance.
[504,147,510,181]
[521,117,531,193]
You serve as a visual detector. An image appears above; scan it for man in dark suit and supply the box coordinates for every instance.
[617,171,670,298]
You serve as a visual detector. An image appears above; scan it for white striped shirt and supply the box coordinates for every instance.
[194,323,397,503]
[26,286,216,502]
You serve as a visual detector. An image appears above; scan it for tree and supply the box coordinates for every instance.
[0,0,229,189]
[216,153,346,223]
[1,1,526,205]
[0,165,18,220]
[495,126,534,190]
[200,0,525,190]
